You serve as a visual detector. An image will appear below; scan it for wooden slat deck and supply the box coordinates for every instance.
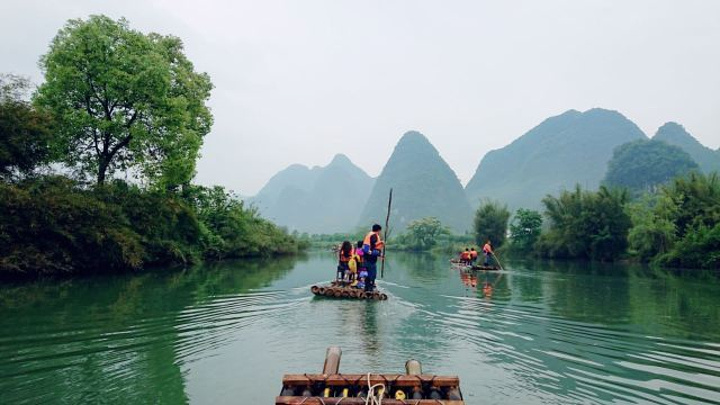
[276,398,464,405]
[281,374,460,387]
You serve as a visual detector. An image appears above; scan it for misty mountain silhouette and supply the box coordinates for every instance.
[358,131,473,233]
[465,108,646,211]
[652,122,720,174]
[249,154,373,234]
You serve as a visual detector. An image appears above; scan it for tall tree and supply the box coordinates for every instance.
[398,217,450,251]
[509,208,542,252]
[0,74,54,179]
[34,15,213,187]
[473,200,511,247]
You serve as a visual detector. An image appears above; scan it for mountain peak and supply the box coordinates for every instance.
[653,122,720,174]
[359,130,471,232]
[397,130,431,147]
[328,153,352,167]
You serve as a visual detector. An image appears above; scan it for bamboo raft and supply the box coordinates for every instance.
[311,281,388,300]
[470,264,500,271]
[277,347,464,404]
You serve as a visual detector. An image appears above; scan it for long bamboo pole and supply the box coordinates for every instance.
[381,188,393,279]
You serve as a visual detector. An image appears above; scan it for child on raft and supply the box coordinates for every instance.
[337,240,353,281]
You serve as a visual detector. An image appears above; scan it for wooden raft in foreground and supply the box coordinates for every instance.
[277,347,464,404]
[311,281,388,300]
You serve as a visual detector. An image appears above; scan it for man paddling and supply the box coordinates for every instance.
[482,240,493,267]
[362,224,384,292]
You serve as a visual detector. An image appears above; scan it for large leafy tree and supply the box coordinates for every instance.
[604,139,698,193]
[0,74,54,179]
[34,15,213,187]
[509,208,542,252]
[398,217,450,251]
[473,200,511,247]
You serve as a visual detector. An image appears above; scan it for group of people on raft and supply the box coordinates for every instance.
[457,240,494,266]
[336,224,384,292]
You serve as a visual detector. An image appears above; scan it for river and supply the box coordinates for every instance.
[1,252,719,404]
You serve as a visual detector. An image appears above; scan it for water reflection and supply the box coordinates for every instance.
[0,252,719,404]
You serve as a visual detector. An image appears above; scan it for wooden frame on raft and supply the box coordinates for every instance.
[310,282,388,300]
[277,347,465,404]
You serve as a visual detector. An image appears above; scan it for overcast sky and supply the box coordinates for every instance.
[2,0,719,195]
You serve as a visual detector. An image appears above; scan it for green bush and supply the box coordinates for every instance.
[0,177,144,278]
[537,185,631,261]
[0,177,307,279]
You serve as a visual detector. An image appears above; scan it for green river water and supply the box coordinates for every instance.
[1,252,719,404]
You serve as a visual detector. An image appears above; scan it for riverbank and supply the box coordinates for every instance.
[0,176,308,280]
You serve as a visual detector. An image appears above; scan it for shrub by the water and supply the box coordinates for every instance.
[537,185,631,261]
[0,177,307,279]
[629,172,720,269]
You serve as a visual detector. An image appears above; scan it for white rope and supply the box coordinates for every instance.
[365,372,385,405]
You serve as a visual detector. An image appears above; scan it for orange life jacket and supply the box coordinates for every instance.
[470,250,478,259]
[363,231,384,250]
[339,248,352,262]
[460,251,470,260]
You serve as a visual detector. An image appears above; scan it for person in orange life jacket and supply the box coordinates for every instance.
[470,247,478,264]
[361,224,385,292]
[460,248,471,264]
[337,240,353,281]
[482,240,493,266]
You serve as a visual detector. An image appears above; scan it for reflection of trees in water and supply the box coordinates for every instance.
[626,265,720,339]
[391,251,448,281]
[0,256,301,403]
[540,260,632,324]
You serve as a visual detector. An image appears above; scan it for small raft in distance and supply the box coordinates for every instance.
[277,346,465,404]
[310,280,388,300]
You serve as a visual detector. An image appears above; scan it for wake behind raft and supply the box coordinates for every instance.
[277,346,464,404]
[310,281,388,300]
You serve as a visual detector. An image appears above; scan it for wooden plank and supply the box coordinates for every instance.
[276,398,464,405]
[281,374,460,387]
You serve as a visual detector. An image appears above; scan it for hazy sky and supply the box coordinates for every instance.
[2,0,719,195]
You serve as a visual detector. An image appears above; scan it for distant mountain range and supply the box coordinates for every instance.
[250,108,719,234]
[466,108,647,210]
[248,154,374,234]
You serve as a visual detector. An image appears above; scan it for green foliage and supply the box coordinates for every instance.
[0,177,144,277]
[629,172,720,268]
[604,139,698,193]
[0,177,306,279]
[34,15,213,187]
[537,185,631,261]
[184,185,307,259]
[627,194,678,260]
[473,200,511,248]
[0,74,54,179]
[509,209,542,253]
[394,217,450,251]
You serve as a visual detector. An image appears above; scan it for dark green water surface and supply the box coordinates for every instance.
[1,253,719,404]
